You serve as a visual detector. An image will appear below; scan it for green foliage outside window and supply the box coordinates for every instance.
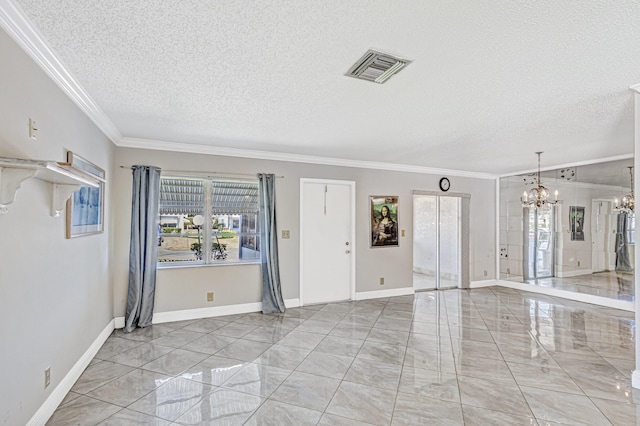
[190,242,228,260]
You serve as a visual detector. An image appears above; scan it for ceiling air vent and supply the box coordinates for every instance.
[346,49,410,84]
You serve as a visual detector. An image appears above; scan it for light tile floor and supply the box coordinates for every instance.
[502,271,635,302]
[47,287,638,425]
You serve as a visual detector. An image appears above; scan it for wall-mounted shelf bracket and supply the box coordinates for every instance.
[0,157,99,216]
[52,184,81,217]
[0,167,38,214]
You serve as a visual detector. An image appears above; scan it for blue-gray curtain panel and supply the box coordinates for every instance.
[615,212,633,272]
[124,165,162,332]
[258,173,286,314]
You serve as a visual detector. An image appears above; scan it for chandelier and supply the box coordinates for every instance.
[522,152,558,210]
[615,166,634,213]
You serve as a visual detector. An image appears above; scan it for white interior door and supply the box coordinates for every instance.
[301,179,354,305]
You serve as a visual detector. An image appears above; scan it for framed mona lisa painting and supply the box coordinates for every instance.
[370,196,399,247]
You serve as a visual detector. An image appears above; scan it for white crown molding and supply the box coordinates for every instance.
[553,181,628,192]
[0,0,499,180]
[502,174,630,192]
[500,153,635,178]
[119,137,498,179]
[630,83,640,94]
[0,0,121,143]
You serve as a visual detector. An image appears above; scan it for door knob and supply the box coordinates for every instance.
[345,242,350,246]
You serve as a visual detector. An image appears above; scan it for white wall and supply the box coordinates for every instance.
[0,29,114,426]
[112,148,496,317]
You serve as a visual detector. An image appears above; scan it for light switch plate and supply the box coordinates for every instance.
[282,230,290,239]
[29,118,38,140]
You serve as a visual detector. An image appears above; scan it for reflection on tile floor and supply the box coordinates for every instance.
[47,287,637,425]
[519,271,634,301]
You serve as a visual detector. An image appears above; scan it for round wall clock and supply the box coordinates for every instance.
[439,177,450,192]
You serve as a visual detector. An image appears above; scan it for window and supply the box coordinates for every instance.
[158,176,260,265]
[627,214,635,245]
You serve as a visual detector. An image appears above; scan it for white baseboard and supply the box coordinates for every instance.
[114,298,301,328]
[28,320,115,426]
[152,302,263,324]
[284,298,300,308]
[556,269,593,278]
[114,316,124,329]
[469,279,498,288]
[494,279,634,312]
[355,287,414,301]
[632,370,640,389]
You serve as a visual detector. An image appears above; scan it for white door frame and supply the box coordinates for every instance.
[299,178,356,305]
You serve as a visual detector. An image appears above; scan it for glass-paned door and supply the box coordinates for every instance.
[523,207,555,280]
[413,195,461,290]
[439,196,461,288]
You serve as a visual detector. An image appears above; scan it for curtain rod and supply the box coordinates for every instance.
[119,165,283,178]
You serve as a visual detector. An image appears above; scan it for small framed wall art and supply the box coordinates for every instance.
[66,151,105,238]
[570,206,585,241]
[370,195,399,247]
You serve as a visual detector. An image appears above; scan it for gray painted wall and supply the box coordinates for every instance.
[0,29,115,426]
[112,148,496,317]
[0,23,496,424]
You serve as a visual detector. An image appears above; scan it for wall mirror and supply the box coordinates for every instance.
[499,158,634,302]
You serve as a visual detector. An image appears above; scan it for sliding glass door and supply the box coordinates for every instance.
[523,207,555,281]
[413,194,461,290]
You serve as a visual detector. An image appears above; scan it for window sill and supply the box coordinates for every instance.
[157,260,260,270]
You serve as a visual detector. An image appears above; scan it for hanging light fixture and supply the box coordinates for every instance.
[522,152,558,210]
[615,166,634,213]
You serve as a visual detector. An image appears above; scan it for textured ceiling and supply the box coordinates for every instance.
[9,0,640,174]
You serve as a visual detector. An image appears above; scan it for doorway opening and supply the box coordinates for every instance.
[591,200,614,272]
[413,193,467,290]
[523,207,555,281]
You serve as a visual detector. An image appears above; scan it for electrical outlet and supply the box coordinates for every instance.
[44,367,50,388]
[401,229,405,237]
[281,230,290,239]
[29,118,38,140]
[577,261,581,267]
[507,268,511,274]
[484,270,488,277]
[379,277,384,285]
[207,292,214,302]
